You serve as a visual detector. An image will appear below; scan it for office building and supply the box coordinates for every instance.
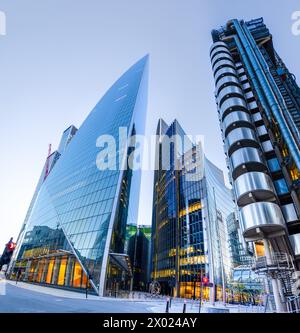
[8,56,149,297]
[210,18,300,312]
[151,119,235,302]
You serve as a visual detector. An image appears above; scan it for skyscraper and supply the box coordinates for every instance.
[8,56,149,297]
[210,18,300,312]
[151,119,234,302]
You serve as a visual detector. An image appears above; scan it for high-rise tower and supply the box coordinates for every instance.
[9,56,149,297]
[210,18,300,312]
[151,119,234,302]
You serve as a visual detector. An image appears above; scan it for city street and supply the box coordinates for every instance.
[0,280,156,313]
[0,279,266,313]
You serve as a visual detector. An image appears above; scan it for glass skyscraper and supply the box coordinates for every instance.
[8,56,149,297]
[210,18,300,312]
[151,119,235,302]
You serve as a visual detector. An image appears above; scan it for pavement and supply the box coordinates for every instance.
[0,278,266,313]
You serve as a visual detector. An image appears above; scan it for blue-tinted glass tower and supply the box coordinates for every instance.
[9,56,149,296]
[151,119,235,302]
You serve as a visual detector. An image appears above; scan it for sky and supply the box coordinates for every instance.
[0,0,299,249]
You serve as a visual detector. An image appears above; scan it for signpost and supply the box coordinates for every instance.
[199,276,214,313]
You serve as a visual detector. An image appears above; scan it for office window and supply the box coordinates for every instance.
[274,178,289,195]
[267,158,280,173]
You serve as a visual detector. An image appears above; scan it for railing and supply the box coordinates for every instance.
[286,296,300,313]
[253,253,295,273]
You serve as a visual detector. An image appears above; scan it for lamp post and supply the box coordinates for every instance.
[86,272,92,299]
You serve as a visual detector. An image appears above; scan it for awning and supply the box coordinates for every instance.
[109,253,132,276]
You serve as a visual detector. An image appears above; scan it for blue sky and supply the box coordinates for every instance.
[0,0,299,248]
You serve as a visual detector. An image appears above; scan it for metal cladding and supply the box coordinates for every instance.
[210,37,290,241]
[289,234,300,256]
[234,171,276,207]
[240,202,286,241]
[211,17,300,313]
[232,19,300,171]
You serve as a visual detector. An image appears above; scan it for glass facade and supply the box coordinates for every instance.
[9,56,149,296]
[58,125,78,155]
[151,119,236,302]
[226,212,252,267]
[127,224,151,291]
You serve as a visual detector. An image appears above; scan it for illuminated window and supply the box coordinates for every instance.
[73,262,82,288]
[81,273,88,288]
[36,260,45,283]
[255,242,265,257]
[46,259,54,284]
[290,165,300,181]
[58,258,67,286]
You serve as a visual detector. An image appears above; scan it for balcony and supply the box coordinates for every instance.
[253,252,294,273]
[230,147,267,179]
[234,171,276,207]
[223,111,253,136]
[240,202,286,241]
[289,234,300,256]
[226,127,258,155]
[220,96,248,119]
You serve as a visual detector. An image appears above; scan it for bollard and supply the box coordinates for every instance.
[165,298,170,313]
[183,300,187,313]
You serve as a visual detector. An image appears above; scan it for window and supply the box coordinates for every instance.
[58,258,67,286]
[267,158,280,172]
[274,178,289,195]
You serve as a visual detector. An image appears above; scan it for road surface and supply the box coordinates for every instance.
[0,280,155,313]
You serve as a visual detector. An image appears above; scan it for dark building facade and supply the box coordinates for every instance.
[127,224,151,291]
[210,18,300,312]
[8,56,149,297]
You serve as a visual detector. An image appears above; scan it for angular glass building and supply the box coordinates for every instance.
[210,18,300,312]
[9,56,149,296]
[151,119,235,302]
